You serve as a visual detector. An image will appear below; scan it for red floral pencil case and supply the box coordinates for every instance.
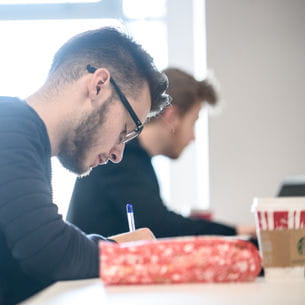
[99,236,262,285]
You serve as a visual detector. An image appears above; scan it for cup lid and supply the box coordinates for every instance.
[251,197,305,212]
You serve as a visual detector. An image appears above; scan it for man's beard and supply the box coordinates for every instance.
[57,97,112,176]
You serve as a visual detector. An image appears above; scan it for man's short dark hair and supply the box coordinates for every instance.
[162,67,218,116]
[48,27,170,118]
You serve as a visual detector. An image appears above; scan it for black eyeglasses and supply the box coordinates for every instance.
[86,64,143,144]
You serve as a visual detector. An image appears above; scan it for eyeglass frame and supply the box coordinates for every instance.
[86,64,144,144]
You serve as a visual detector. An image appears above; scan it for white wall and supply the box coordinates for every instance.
[206,0,305,225]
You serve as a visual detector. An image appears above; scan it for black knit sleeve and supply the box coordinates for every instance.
[0,108,103,283]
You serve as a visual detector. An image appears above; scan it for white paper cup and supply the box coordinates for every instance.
[252,197,305,281]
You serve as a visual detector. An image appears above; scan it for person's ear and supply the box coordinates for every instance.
[87,68,111,100]
[161,105,179,132]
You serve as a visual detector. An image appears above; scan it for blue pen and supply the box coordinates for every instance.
[126,203,136,232]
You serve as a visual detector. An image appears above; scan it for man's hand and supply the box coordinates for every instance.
[236,225,257,238]
[108,227,156,244]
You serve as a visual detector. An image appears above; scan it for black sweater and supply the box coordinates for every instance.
[0,97,107,305]
[67,138,237,238]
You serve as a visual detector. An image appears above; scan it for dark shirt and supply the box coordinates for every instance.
[0,97,107,305]
[67,138,237,238]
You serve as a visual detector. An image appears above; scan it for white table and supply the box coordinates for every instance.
[20,278,305,305]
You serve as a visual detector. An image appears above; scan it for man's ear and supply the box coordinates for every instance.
[160,105,179,130]
[88,68,111,100]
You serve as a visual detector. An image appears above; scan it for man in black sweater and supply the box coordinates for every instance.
[67,68,256,238]
[0,27,170,305]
